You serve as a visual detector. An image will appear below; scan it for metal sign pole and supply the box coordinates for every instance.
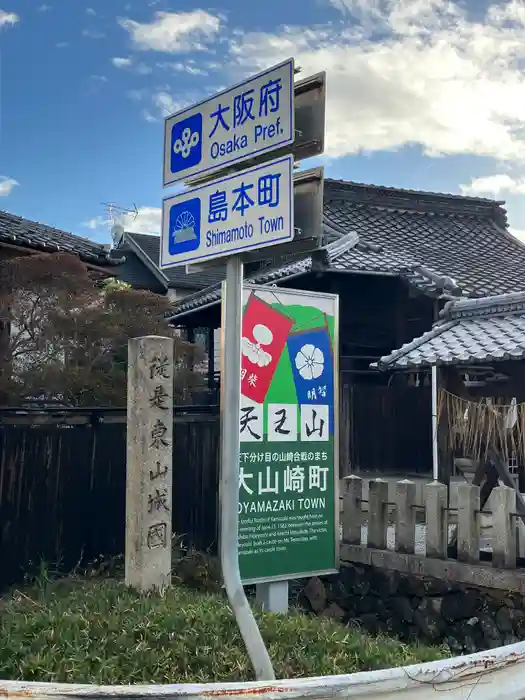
[220,255,275,681]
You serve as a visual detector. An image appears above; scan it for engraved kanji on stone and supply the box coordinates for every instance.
[147,522,168,549]
[149,461,169,480]
[149,354,170,380]
[150,419,169,449]
[148,488,170,513]
[150,385,169,410]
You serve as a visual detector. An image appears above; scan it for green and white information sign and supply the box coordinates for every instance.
[233,284,339,584]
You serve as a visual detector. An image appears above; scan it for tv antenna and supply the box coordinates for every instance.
[101,202,139,248]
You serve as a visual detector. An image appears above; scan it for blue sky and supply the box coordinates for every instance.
[3,0,525,242]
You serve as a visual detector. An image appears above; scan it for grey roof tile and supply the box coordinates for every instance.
[168,179,525,318]
[376,291,525,369]
[0,210,120,266]
[168,253,313,319]
[322,180,524,297]
[166,231,354,319]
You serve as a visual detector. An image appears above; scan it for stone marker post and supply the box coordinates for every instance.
[126,335,174,593]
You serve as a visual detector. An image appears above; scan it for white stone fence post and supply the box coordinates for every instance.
[340,475,518,569]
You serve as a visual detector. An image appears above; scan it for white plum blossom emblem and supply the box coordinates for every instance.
[295,344,324,380]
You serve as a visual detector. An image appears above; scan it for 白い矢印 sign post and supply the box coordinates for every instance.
[160,55,329,682]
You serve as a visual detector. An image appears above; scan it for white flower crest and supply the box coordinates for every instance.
[295,343,324,380]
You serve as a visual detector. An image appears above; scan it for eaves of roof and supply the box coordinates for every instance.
[166,177,525,320]
[165,229,356,320]
[375,291,525,370]
[0,211,123,267]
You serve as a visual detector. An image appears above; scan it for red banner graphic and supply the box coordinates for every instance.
[240,293,294,403]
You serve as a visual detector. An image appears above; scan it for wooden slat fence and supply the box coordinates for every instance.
[0,407,219,591]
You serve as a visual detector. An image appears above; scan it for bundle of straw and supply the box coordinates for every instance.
[438,390,525,467]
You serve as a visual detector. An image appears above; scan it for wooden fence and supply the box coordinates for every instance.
[0,407,219,591]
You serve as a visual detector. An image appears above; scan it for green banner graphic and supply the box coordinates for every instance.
[235,285,339,583]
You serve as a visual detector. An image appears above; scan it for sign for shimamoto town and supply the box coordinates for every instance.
[163,58,294,187]
[228,284,339,584]
[160,155,293,269]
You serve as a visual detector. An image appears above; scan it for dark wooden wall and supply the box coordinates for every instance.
[0,407,220,592]
[325,273,435,475]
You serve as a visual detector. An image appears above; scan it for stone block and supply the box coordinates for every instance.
[367,478,388,549]
[442,590,481,621]
[395,479,416,554]
[342,475,362,544]
[303,576,327,612]
[321,602,346,621]
[495,606,513,633]
[370,569,400,597]
[457,483,480,564]
[425,481,448,559]
[479,614,503,649]
[125,335,174,594]
[389,596,414,623]
[413,599,445,641]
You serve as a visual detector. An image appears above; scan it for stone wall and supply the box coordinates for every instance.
[300,564,525,654]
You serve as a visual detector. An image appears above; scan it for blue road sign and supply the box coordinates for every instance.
[160,155,294,268]
[163,59,295,187]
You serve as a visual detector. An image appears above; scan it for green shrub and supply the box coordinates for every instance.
[0,578,447,684]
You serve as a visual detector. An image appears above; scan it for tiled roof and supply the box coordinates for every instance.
[166,232,354,319]
[126,232,223,290]
[375,291,525,370]
[323,179,519,297]
[168,178,525,319]
[0,210,120,266]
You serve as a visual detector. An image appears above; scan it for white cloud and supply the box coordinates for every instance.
[153,91,179,115]
[145,89,205,120]
[128,88,147,101]
[0,176,18,196]
[226,0,525,162]
[136,63,152,75]
[84,207,162,236]
[82,28,104,39]
[510,227,525,241]
[0,9,19,28]
[86,7,97,16]
[38,4,51,12]
[112,56,151,74]
[157,60,209,76]
[84,216,106,230]
[460,174,525,197]
[124,207,161,234]
[118,10,220,53]
[141,110,157,123]
[56,41,69,48]
[112,56,133,68]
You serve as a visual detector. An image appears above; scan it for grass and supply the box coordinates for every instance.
[0,572,448,685]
